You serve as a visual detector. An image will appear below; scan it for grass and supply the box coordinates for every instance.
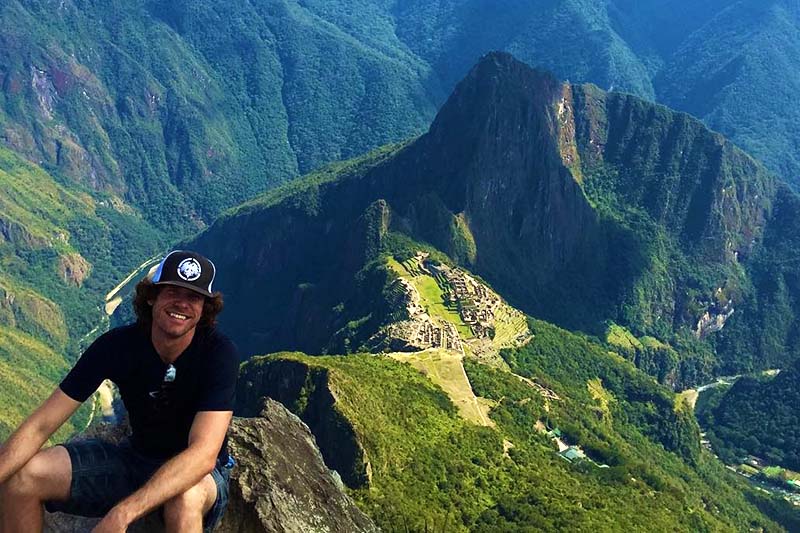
[389,349,493,427]
[492,304,530,348]
[605,323,643,354]
[0,325,88,443]
[387,255,472,338]
[587,377,614,422]
[413,275,472,337]
[677,389,700,411]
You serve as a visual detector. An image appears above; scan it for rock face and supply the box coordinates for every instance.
[236,359,372,489]
[220,399,377,533]
[57,253,91,287]
[44,400,376,533]
[190,52,797,385]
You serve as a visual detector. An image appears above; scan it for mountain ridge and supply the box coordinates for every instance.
[190,52,790,389]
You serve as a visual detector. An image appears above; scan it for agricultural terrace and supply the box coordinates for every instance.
[389,349,494,427]
[387,255,472,338]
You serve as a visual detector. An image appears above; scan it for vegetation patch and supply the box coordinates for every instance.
[389,349,493,427]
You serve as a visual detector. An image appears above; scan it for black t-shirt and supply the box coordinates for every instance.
[60,324,239,461]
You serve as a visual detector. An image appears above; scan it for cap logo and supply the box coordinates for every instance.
[177,257,202,281]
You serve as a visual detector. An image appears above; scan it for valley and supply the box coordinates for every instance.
[1,2,800,527]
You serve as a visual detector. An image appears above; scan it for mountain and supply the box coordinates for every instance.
[698,362,800,471]
[3,0,800,240]
[189,52,796,388]
[652,0,800,184]
[229,342,785,531]
[300,0,800,187]
[177,52,800,528]
[0,0,441,434]
[0,145,163,439]
[0,0,439,232]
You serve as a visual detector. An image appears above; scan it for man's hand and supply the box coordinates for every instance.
[91,507,133,533]
[99,410,232,526]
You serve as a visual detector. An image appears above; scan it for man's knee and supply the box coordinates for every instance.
[163,475,216,525]
[1,446,71,501]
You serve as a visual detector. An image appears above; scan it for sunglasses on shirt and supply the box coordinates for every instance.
[148,364,177,409]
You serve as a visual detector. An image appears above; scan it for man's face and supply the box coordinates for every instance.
[150,285,206,340]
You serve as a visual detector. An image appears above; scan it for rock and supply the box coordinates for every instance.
[58,253,92,287]
[218,399,377,533]
[44,399,377,533]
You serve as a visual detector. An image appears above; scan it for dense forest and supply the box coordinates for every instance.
[698,362,800,471]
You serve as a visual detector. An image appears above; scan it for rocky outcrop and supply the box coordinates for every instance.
[219,399,377,533]
[236,358,372,489]
[57,253,91,287]
[44,400,376,533]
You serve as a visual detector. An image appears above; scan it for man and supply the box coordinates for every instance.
[0,250,239,533]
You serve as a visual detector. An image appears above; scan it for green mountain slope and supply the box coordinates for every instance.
[4,0,800,235]
[0,0,438,232]
[190,53,795,388]
[343,0,800,187]
[0,145,161,439]
[698,362,800,471]
[233,343,783,531]
[655,0,800,184]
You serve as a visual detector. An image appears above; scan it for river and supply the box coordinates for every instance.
[678,369,781,411]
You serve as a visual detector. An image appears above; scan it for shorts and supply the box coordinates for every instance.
[44,439,232,533]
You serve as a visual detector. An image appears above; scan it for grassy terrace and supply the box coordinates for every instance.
[389,348,493,426]
[491,304,530,348]
[387,255,472,338]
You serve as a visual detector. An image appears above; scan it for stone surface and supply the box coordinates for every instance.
[44,399,376,533]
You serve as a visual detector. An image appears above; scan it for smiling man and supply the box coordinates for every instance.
[0,250,239,533]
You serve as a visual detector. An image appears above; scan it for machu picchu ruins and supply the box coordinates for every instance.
[374,252,530,354]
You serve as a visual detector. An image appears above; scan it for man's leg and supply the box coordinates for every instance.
[0,446,71,533]
[162,472,217,533]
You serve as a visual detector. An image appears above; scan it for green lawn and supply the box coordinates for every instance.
[387,255,472,338]
[412,275,472,338]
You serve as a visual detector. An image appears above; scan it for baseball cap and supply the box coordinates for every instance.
[151,250,216,297]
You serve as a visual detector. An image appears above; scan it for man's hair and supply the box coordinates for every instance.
[133,278,224,329]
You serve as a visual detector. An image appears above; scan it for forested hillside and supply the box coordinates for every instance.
[0,0,438,232]
[3,0,800,237]
[698,362,800,471]
[230,337,783,531]
[0,145,160,438]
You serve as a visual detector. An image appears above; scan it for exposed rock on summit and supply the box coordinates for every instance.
[221,399,377,533]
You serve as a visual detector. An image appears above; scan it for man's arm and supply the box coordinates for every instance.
[96,410,232,530]
[0,388,81,484]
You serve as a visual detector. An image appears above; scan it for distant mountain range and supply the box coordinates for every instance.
[2,0,799,237]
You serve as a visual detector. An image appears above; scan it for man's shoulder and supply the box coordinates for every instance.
[196,327,235,349]
[194,328,239,365]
